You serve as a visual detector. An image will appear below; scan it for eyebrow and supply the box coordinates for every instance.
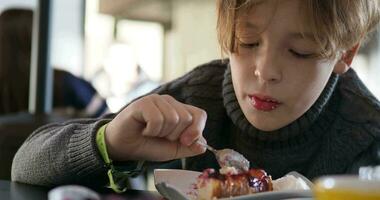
[288,32,316,42]
[243,22,315,41]
[252,0,266,6]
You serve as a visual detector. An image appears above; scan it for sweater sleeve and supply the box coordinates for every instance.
[11,117,112,187]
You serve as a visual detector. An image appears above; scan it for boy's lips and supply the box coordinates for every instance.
[249,94,282,111]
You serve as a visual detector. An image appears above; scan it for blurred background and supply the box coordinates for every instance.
[0,0,379,190]
[1,0,379,112]
[0,0,221,113]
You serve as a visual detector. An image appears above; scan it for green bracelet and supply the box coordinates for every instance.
[96,124,112,164]
[96,124,144,193]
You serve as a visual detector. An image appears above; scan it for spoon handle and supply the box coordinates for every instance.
[196,140,218,153]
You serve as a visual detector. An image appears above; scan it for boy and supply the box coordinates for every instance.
[12,0,380,192]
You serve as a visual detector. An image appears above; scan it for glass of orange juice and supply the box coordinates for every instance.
[314,175,380,200]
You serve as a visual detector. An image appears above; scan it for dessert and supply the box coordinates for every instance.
[272,174,310,191]
[196,167,273,199]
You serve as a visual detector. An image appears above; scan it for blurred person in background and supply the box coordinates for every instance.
[124,65,159,103]
[93,42,159,112]
[0,8,108,118]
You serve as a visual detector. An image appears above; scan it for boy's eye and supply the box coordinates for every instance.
[289,49,315,59]
[238,41,259,49]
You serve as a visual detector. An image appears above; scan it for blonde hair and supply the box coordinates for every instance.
[216,0,380,58]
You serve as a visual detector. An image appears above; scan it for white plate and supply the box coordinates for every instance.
[154,169,314,200]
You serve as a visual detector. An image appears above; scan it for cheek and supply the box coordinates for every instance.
[290,61,335,110]
[230,55,251,91]
[230,53,250,70]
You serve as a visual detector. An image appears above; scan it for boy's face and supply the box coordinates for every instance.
[229,0,340,131]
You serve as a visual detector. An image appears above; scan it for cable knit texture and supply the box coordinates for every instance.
[12,59,380,186]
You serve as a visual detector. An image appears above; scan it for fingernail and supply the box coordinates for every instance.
[199,144,206,153]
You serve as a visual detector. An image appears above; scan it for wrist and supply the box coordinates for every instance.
[104,122,128,161]
[96,123,144,193]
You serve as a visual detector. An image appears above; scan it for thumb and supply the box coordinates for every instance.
[175,136,207,159]
[133,137,205,161]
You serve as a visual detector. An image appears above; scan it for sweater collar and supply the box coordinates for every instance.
[222,63,339,143]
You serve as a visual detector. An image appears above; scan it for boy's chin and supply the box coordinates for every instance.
[253,125,282,132]
[248,118,289,132]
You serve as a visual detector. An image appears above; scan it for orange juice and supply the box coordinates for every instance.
[314,176,380,200]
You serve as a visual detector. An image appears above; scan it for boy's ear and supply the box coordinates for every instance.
[333,43,361,74]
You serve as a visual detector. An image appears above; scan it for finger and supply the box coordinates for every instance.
[180,105,207,146]
[152,95,180,137]
[132,95,164,137]
[130,137,180,161]
[175,136,207,159]
[132,137,206,161]
[162,96,193,142]
[188,136,207,154]
[131,138,175,161]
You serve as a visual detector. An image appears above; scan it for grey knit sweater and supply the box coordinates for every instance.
[12,60,380,187]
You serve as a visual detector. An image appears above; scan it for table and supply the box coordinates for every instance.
[1,179,315,200]
[0,180,162,200]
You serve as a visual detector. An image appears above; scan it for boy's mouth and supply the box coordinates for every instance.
[249,95,282,111]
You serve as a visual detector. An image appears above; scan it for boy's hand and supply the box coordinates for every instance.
[104,94,207,161]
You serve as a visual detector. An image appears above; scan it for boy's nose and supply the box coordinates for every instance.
[253,53,282,84]
[254,70,281,84]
